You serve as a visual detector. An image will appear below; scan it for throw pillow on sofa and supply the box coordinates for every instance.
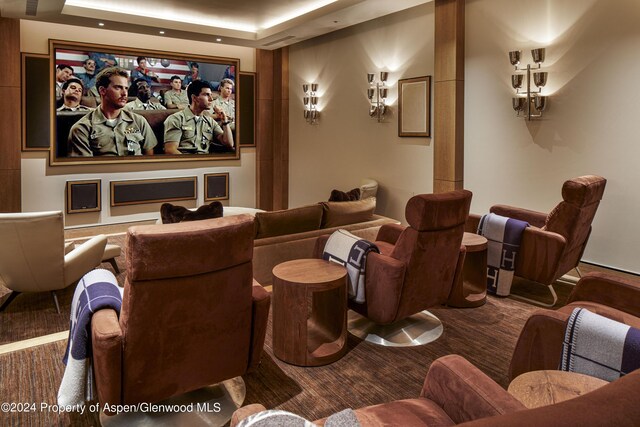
[160,201,223,224]
[328,188,361,202]
[320,197,376,228]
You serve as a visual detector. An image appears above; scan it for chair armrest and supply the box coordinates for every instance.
[508,309,569,381]
[64,241,75,255]
[490,205,548,228]
[231,404,268,427]
[466,213,481,233]
[514,227,566,285]
[91,308,123,412]
[568,272,640,317]
[376,223,405,245]
[422,355,525,424]
[63,235,107,286]
[248,280,271,371]
[313,234,331,258]
[357,252,407,324]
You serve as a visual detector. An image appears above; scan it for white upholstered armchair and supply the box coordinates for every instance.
[0,211,107,313]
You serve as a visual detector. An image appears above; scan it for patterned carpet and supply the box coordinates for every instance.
[0,230,622,426]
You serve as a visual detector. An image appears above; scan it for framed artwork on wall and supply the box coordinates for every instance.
[398,76,431,137]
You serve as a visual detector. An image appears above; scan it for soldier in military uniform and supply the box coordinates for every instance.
[163,75,189,109]
[125,78,166,111]
[69,67,157,157]
[212,78,236,132]
[163,80,234,155]
[57,78,92,112]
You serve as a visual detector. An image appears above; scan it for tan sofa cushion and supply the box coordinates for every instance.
[255,204,323,239]
[320,197,376,228]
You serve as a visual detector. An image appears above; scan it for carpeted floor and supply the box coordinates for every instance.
[0,231,635,426]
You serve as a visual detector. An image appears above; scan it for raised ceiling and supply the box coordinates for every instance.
[0,0,431,49]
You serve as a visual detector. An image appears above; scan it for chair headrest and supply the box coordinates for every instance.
[562,175,606,207]
[126,214,254,281]
[405,190,472,231]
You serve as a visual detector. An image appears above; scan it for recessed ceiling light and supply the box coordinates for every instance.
[98,22,104,26]
[159,30,165,34]
[216,38,222,42]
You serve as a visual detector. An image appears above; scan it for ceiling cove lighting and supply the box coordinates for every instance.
[509,48,548,120]
[65,0,338,33]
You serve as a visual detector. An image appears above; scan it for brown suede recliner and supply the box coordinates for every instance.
[509,271,640,381]
[91,214,271,410]
[231,354,640,426]
[466,175,607,306]
[316,190,472,325]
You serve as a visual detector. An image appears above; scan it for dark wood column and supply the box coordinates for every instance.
[256,47,289,211]
[433,0,465,193]
[0,18,21,212]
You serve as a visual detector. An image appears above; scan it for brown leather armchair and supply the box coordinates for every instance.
[315,190,472,345]
[91,215,271,417]
[509,271,640,381]
[0,211,107,313]
[466,175,606,306]
[231,354,640,426]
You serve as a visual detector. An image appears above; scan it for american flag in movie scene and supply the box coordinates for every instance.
[55,48,191,95]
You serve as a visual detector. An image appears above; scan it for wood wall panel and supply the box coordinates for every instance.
[0,87,21,170]
[434,0,465,193]
[0,170,20,213]
[256,48,289,211]
[0,18,21,212]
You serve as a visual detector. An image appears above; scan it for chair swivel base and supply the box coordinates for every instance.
[99,377,245,427]
[347,309,443,347]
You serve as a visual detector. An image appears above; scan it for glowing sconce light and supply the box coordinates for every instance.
[367,71,388,122]
[510,48,548,120]
[303,83,319,124]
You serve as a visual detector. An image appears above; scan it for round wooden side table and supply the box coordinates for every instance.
[508,370,608,409]
[447,232,488,308]
[272,259,348,366]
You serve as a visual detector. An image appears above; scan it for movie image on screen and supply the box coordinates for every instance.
[49,40,240,165]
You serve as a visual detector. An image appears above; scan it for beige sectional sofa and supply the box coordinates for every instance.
[251,197,399,284]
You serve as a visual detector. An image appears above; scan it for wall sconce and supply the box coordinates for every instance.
[509,48,548,120]
[303,83,319,124]
[367,71,388,122]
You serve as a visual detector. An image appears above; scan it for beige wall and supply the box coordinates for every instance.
[289,0,640,273]
[20,20,256,227]
[288,4,435,223]
[465,0,640,273]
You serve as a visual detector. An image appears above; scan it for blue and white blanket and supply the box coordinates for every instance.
[322,229,379,303]
[478,213,529,296]
[561,307,640,382]
[58,269,123,409]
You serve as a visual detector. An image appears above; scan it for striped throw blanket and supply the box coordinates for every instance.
[478,213,529,296]
[322,229,379,303]
[58,269,123,409]
[561,307,640,382]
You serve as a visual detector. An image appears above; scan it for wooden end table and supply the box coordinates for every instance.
[272,259,348,366]
[447,232,488,308]
[508,370,608,409]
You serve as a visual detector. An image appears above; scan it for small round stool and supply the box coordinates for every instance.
[272,259,348,366]
[508,370,608,409]
[447,232,488,307]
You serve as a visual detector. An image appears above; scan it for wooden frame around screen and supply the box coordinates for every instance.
[204,173,230,201]
[49,39,240,165]
[398,76,431,137]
